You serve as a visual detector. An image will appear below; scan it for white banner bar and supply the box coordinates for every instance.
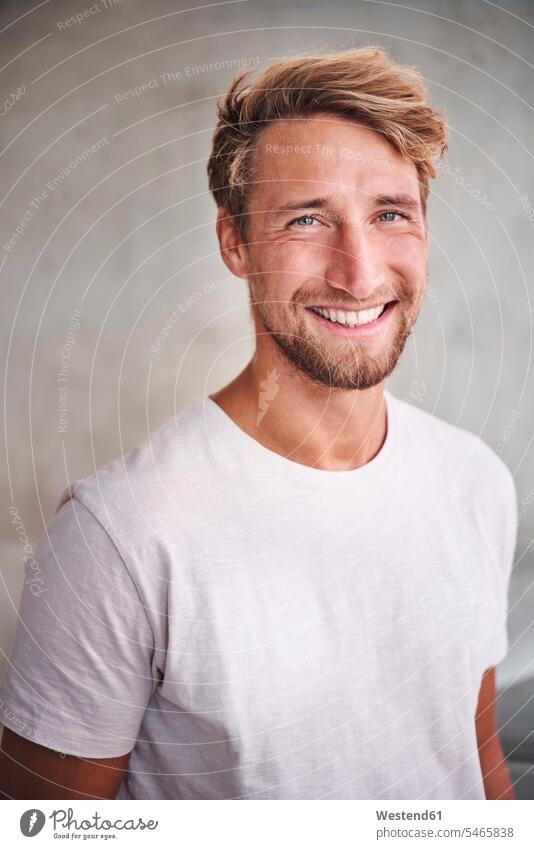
[2,800,533,848]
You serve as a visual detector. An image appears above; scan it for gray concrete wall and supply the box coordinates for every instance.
[1,0,533,695]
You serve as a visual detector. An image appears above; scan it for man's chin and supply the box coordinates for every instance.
[270,334,403,391]
[308,357,399,391]
[253,303,412,390]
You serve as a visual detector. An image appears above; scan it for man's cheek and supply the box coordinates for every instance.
[275,242,326,278]
[382,234,424,267]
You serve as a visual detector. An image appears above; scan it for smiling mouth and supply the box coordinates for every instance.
[306,300,397,328]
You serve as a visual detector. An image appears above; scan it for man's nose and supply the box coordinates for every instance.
[324,224,380,301]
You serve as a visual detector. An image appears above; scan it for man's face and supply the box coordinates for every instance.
[239,113,429,391]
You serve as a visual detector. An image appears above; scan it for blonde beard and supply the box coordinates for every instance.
[248,283,424,391]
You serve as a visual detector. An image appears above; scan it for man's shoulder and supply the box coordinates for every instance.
[391,392,516,502]
[57,397,208,521]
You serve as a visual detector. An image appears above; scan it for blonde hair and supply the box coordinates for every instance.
[207,46,448,240]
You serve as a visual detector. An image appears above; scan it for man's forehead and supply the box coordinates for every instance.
[249,164,420,211]
[251,117,419,200]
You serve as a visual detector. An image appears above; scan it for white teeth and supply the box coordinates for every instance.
[311,304,386,327]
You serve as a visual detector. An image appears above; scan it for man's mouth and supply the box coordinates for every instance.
[306,300,397,328]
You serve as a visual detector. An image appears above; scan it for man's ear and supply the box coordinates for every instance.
[216,207,250,280]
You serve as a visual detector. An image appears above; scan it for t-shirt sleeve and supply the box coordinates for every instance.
[0,494,156,758]
[484,459,518,668]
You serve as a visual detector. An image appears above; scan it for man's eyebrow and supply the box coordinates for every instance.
[269,197,330,214]
[267,192,421,216]
[373,193,421,210]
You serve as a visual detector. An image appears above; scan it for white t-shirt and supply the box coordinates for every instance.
[0,389,517,799]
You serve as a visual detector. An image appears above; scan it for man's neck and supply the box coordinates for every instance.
[209,356,388,472]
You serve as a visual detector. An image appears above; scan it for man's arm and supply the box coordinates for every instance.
[0,496,155,801]
[475,667,515,800]
[0,727,130,800]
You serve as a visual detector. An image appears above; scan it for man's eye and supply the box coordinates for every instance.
[378,210,407,223]
[289,215,320,227]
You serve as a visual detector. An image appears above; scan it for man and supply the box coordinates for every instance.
[0,46,517,800]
